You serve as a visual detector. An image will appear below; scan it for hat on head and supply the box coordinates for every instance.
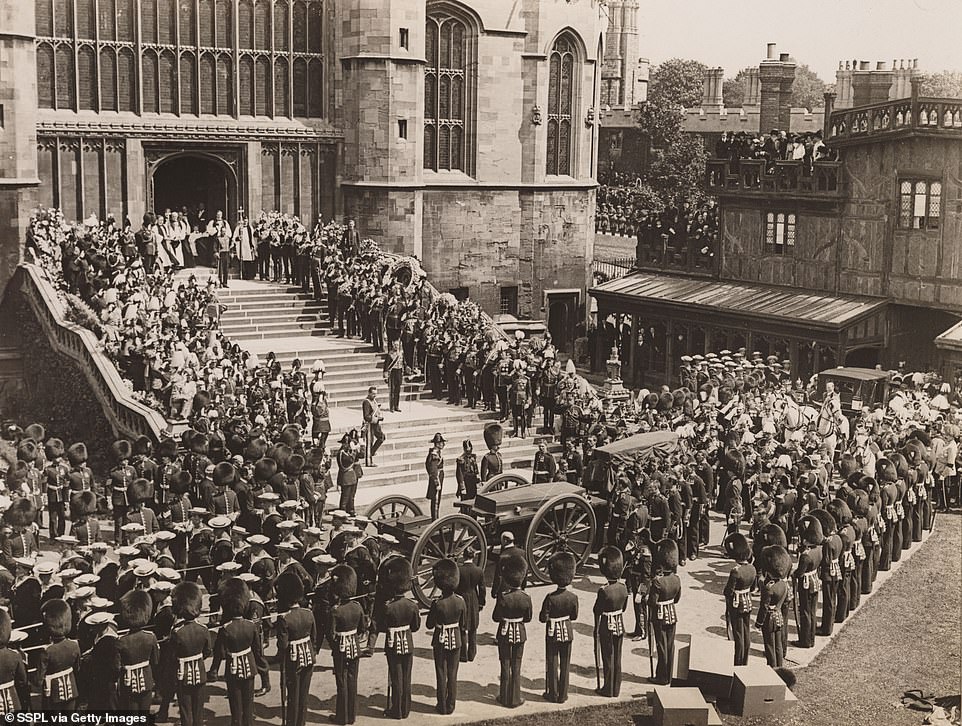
[238,572,260,583]
[760,545,793,579]
[330,509,350,520]
[598,546,625,579]
[548,551,576,587]
[116,545,139,558]
[312,553,336,567]
[41,599,72,638]
[430,433,446,445]
[35,561,57,576]
[798,515,825,546]
[655,539,679,572]
[208,515,232,529]
[382,557,414,596]
[133,561,158,578]
[75,573,99,587]
[154,530,176,543]
[120,590,153,629]
[247,534,270,546]
[723,531,752,562]
[276,571,306,608]
[220,578,252,619]
[84,611,116,627]
[432,558,460,593]
[378,533,399,545]
[500,551,528,589]
[156,567,181,582]
[216,561,242,574]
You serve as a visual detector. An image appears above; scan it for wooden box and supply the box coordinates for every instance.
[730,663,795,716]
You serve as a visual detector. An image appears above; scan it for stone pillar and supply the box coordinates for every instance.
[0,0,40,301]
[822,91,836,137]
[743,68,761,107]
[125,140,146,228]
[246,141,262,216]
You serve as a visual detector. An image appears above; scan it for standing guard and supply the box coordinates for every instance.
[380,558,421,719]
[425,434,446,520]
[722,532,756,666]
[427,558,465,715]
[648,539,681,686]
[492,551,531,708]
[540,552,578,704]
[456,546,485,663]
[594,546,628,697]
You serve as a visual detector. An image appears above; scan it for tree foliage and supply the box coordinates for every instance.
[648,58,709,109]
[920,70,962,98]
[723,68,751,107]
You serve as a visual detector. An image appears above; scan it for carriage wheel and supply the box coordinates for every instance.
[410,514,488,608]
[478,472,531,495]
[524,493,597,583]
[364,495,423,524]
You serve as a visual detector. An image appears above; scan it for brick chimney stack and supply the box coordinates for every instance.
[851,60,895,107]
[758,43,796,132]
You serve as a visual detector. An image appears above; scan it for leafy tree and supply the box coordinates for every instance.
[920,70,962,98]
[723,68,751,107]
[648,58,708,109]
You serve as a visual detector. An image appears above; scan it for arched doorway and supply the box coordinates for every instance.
[151,154,235,229]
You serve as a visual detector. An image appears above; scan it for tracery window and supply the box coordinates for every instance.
[546,33,578,176]
[424,12,467,172]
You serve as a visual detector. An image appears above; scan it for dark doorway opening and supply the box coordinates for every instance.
[546,291,579,355]
[845,346,881,369]
[152,154,234,229]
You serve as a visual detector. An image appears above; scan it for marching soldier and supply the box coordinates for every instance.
[379,558,421,719]
[722,532,756,666]
[428,558,465,715]
[66,442,94,505]
[648,538,681,686]
[425,434,445,520]
[540,552,578,704]
[594,546,628,697]
[492,551,530,708]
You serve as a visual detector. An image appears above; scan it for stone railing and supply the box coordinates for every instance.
[829,96,962,142]
[706,158,843,198]
[13,263,171,441]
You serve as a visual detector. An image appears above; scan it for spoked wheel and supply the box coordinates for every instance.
[479,472,531,495]
[364,495,423,523]
[410,514,488,607]
[525,493,597,583]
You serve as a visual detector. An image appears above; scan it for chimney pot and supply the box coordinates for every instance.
[913,59,918,68]
[859,61,870,71]
[779,52,790,62]
[767,43,776,60]
[877,61,887,71]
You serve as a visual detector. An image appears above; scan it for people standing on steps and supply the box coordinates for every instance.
[383,341,405,413]
[425,433,446,520]
[362,387,386,467]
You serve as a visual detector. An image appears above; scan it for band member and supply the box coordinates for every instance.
[540,552,578,704]
[648,539,681,686]
[722,532,756,666]
[456,546,485,663]
[756,545,791,668]
[455,440,480,501]
[380,558,421,719]
[594,546,627,697]
[425,434,446,520]
[362,387,386,466]
[38,599,79,710]
[427,558,465,715]
[329,564,366,725]
[166,582,210,726]
[116,590,159,711]
[492,551,531,708]
[793,515,823,648]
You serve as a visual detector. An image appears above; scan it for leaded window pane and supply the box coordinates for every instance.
[118,48,135,111]
[55,44,75,108]
[100,49,117,111]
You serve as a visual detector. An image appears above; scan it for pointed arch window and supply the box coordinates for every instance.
[546,34,578,176]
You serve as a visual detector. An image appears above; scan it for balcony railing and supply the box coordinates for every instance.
[706,159,843,198]
[830,96,962,142]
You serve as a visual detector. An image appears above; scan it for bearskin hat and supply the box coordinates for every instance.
[66,442,88,466]
[760,544,792,579]
[157,438,179,460]
[655,539,679,572]
[382,556,414,595]
[275,571,305,609]
[24,423,45,443]
[483,422,503,450]
[279,425,302,448]
[499,551,528,589]
[253,457,277,483]
[548,551,576,587]
[70,490,98,519]
[284,454,305,477]
[851,489,870,518]
[723,532,752,562]
[798,515,825,546]
[44,438,65,460]
[890,452,910,480]
[856,475,877,494]
[171,471,192,495]
[759,522,788,548]
[671,388,688,408]
[41,598,72,638]
[875,458,897,483]
[331,564,358,600]
[306,446,326,471]
[717,386,734,406]
[212,462,236,488]
[837,522,855,550]
[809,508,837,536]
[0,609,11,648]
[643,392,660,409]
[120,590,153,629]
[128,478,151,505]
[907,428,931,448]
[109,439,132,463]
[244,439,268,463]
[133,436,153,457]
[16,440,37,463]
[432,558,461,593]
[598,546,625,579]
[219,577,251,619]
[188,431,209,455]
[838,454,859,481]
[827,499,853,527]
[271,445,293,473]
[4,498,36,528]
[656,392,674,413]
[171,581,203,620]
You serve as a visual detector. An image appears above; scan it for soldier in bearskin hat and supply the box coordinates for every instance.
[274,571,317,726]
[877,458,899,571]
[593,546,627,696]
[648,538,681,685]
[211,462,240,517]
[43,438,69,539]
[811,508,841,637]
[492,550,531,708]
[2,498,39,570]
[329,564,366,725]
[209,577,269,726]
[116,589,159,711]
[0,609,29,710]
[69,491,100,547]
[456,544,485,663]
[124,478,159,536]
[722,532,756,666]
[480,423,503,483]
[756,545,792,668]
[164,582,210,726]
[38,598,80,709]
[793,515,823,648]
[108,439,136,543]
[540,551,578,703]
[379,557,420,719]
[65,442,94,505]
[427,558,465,714]
[827,498,855,623]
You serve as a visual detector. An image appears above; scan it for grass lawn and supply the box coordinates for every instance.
[473,514,961,726]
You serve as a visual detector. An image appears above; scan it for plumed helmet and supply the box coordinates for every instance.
[284,454,305,477]
[70,490,98,519]
[253,458,277,483]
[798,514,825,546]
[212,462,236,487]
[110,439,132,463]
[171,471,192,495]
[4,498,37,528]
[432,558,460,593]
[219,577,251,619]
[41,598,72,638]
[171,581,203,619]
[331,564,358,600]
[128,478,151,505]
[382,557,414,596]
[157,438,179,460]
[598,546,625,579]
[723,531,752,561]
[826,498,853,527]
[44,438,65,460]
[279,425,302,448]
[654,539,679,572]
[759,544,793,579]
[809,507,837,536]
[548,551,576,587]
[275,571,305,609]
[483,422,503,450]
[133,436,153,457]
[24,423,46,443]
[120,590,153,629]
[66,442,88,466]
[875,457,897,483]
[16,440,37,463]
[500,551,528,589]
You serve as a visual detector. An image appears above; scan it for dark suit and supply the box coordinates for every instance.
[456,560,485,662]
[427,593,465,714]
[540,587,578,702]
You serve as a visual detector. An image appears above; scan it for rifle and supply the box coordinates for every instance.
[593,613,601,691]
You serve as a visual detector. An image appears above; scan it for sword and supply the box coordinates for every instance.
[724,606,730,641]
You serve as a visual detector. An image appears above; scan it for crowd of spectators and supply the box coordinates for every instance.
[714,130,838,170]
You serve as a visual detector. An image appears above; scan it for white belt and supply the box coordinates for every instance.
[228,647,253,679]
[289,636,315,668]
[547,616,572,642]
[123,661,150,693]
[0,680,14,712]
[44,668,76,700]
[498,618,524,644]
[435,624,460,650]
[177,654,205,685]
[603,609,625,634]
[334,630,359,659]
[386,625,412,655]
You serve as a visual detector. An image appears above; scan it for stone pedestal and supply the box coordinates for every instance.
[602,346,630,411]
